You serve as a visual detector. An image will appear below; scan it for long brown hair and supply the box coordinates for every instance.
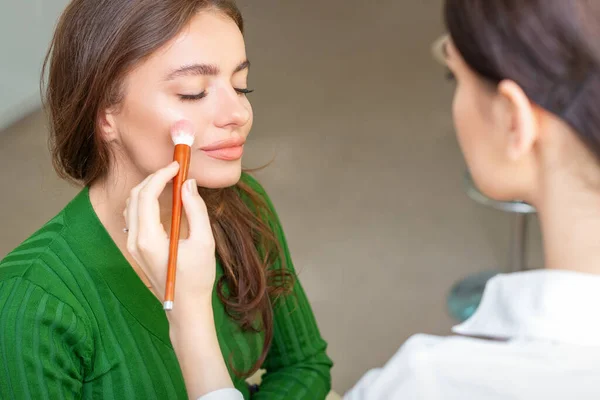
[444,0,600,159]
[42,0,293,376]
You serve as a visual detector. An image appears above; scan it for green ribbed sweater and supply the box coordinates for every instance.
[0,174,332,399]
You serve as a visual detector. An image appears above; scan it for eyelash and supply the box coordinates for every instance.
[178,88,255,102]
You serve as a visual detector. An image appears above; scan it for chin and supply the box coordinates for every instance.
[190,164,242,189]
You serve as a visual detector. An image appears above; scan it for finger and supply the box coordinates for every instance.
[181,179,213,247]
[137,161,180,241]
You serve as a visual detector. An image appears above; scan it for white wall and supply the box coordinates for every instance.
[0,0,69,130]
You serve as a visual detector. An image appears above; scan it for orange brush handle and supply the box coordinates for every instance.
[165,144,191,310]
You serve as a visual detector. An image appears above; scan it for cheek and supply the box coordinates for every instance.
[123,130,174,176]
[452,85,508,200]
[114,85,253,188]
[452,86,492,184]
[115,95,189,175]
[452,85,479,164]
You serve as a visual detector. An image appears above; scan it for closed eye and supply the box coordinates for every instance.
[178,88,253,101]
[235,88,254,95]
[178,92,207,101]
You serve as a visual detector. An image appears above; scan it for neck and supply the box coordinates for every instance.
[89,168,189,246]
[536,175,600,274]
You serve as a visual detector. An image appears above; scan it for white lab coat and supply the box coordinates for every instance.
[345,270,600,399]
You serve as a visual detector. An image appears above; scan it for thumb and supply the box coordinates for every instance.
[182,179,213,244]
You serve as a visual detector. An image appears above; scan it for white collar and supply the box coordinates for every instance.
[452,270,600,346]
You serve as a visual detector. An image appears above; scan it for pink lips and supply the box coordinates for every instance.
[200,138,245,161]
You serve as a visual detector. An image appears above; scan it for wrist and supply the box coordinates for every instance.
[166,294,212,324]
[165,298,233,398]
[167,299,215,345]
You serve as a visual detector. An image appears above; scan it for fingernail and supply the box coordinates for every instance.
[186,179,197,194]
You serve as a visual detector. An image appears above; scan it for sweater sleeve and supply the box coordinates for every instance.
[0,275,91,400]
[242,174,333,400]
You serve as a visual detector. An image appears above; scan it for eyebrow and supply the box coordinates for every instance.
[165,59,250,80]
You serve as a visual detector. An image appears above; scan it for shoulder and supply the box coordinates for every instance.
[383,333,449,374]
[239,172,269,198]
[238,172,279,217]
[237,173,291,255]
[0,206,87,317]
[0,274,93,370]
[348,333,518,399]
[0,212,67,281]
[0,189,92,281]
[387,333,505,374]
[346,334,466,399]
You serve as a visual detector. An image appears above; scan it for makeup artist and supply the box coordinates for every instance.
[0,1,332,399]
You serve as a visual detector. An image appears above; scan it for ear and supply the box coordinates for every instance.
[98,107,119,142]
[496,80,539,161]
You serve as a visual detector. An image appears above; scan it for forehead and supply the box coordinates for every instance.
[150,11,246,71]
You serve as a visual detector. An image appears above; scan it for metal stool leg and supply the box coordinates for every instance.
[509,213,528,273]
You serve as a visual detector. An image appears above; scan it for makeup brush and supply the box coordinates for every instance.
[164,119,196,311]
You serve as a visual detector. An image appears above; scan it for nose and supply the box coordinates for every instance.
[213,85,251,129]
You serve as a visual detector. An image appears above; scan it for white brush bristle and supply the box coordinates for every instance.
[170,120,196,146]
[172,131,195,146]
